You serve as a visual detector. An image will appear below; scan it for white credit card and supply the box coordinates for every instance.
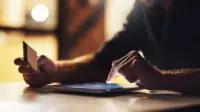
[23,41,38,71]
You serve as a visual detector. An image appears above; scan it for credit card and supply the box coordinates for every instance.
[23,41,38,71]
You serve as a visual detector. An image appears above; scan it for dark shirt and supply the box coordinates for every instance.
[96,0,200,70]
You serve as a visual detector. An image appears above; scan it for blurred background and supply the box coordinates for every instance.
[0,0,135,82]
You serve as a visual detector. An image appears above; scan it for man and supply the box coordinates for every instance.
[14,0,200,93]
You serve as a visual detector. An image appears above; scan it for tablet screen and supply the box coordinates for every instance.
[43,83,140,95]
[64,83,123,90]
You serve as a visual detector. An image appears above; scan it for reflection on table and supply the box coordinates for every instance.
[1,83,200,112]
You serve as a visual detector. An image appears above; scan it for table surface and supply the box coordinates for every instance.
[1,83,200,112]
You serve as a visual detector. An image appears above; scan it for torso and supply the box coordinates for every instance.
[139,0,200,69]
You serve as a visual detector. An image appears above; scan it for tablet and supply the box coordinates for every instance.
[42,83,140,95]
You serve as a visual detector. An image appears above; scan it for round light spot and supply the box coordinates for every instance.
[31,4,49,22]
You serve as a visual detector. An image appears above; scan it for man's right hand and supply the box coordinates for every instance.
[14,55,58,87]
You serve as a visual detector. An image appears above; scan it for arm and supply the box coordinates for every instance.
[14,54,109,86]
[54,54,109,84]
[110,51,200,94]
[159,69,200,93]
[56,0,147,84]
[14,0,147,87]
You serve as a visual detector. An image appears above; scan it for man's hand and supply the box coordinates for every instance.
[106,51,138,83]
[107,51,164,90]
[14,55,57,87]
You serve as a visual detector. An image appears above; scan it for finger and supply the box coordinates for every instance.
[22,72,44,87]
[108,51,138,83]
[14,58,26,65]
[23,74,31,81]
[28,73,46,87]
[118,51,143,70]
[112,50,137,66]
[37,55,51,72]
[23,74,41,87]
[135,80,144,88]
[23,74,34,86]
[108,51,137,82]
[107,53,135,83]
[106,76,116,84]
[118,54,144,75]
[112,51,135,66]
[18,66,34,74]
[118,57,136,72]
[37,55,49,66]
[116,51,139,70]
[21,64,32,68]
[118,57,146,82]
[106,69,118,83]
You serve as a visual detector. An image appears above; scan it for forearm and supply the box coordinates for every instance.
[159,69,200,93]
[53,54,109,84]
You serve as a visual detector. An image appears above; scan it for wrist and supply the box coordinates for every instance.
[55,61,61,72]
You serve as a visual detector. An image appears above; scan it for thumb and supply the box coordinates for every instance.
[37,55,49,66]
[37,55,49,72]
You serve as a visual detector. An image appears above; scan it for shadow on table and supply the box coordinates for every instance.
[157,105,200,112]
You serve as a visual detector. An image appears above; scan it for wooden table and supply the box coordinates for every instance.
[1,83,200,112]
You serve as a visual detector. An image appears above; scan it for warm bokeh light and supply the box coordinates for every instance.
[88,0,100,6]
[105,0,135,41]
[0,0,25,27]
[0,31,7,47]
[31,4,49,22]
